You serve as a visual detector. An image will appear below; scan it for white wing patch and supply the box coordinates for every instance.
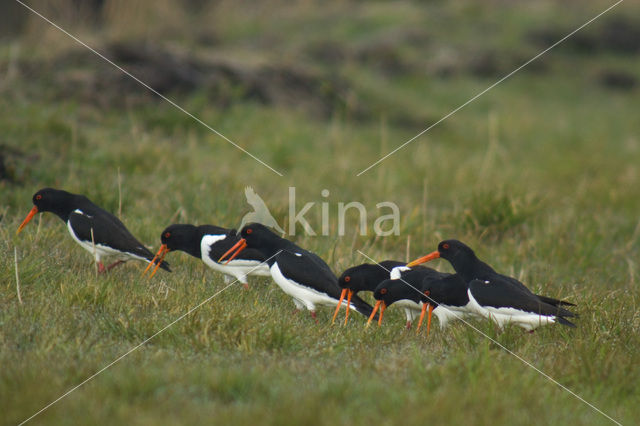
[72,209,93,218]
[390,266,410,280]
[201,234,228,259]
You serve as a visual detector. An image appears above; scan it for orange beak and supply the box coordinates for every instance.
[343,289,354,326]
[406,251,440,267]
[143,244,169,278]
[377,301,386,326]
[17,206,39,234]
[416,303,434,335]
[218,238,247,264]
[331,288,347,325]
[366,300,382,327]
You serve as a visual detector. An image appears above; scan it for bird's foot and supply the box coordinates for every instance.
[406,321,412,330]
[97,262,106,274]
[107,260,126,271]
[310,311,318,323]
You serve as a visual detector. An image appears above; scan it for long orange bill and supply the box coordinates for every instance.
[331,288,347,325]
[343,289,354,326]
[427,304,434,336]
[17,206,39,234]
[148,244,169,278]
[366,300,382,327]
[406,251,440,267]
[218,238,247,264]
[377,301,386,326]
[143,245,164,276]
[417,303,428,332]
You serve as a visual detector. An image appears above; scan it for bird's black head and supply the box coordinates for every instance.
[418,281,439,306]
[32,188,75,215]
[240,223,283,252]
[338,263,392,292]
[435,239,480,271]
[160,224,201,257]
[18,188,76,234]
[407,239,479,273]
[374,280,419,306]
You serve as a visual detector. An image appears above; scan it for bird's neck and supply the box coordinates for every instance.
[451,255,495,283]
[56,193,84,222]
[184,239,202,259]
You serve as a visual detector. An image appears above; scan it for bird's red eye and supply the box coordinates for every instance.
[424,290,430,296]
[380,288,387,295]
[165,232,171,238]
[246,228,253,234]
[35,194,42,200]
[442,243,450,250]
[344,276,351,282]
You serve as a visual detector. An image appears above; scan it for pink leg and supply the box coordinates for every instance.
[97,262,106,274]
[107,260,126,271]
[292,309,301,315]
[406,321,412,330]
[310,311,318,323]
[242,283,249,290]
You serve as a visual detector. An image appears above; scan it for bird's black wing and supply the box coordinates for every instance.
[426,274,469,307]
[496,273,536,295]
[68,208,170,271]
[276,249,374,317]
[496,272,575,308]
[469,278,576,321]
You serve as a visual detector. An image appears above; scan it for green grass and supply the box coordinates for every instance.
[2,0,640,425]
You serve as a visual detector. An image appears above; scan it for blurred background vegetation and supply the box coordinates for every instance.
[1,1,639,425]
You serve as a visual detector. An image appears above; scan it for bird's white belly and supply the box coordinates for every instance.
[201,235,271,283]
[202,256,271,280]
[270,263,338,310]
[393,299,422,311]
[66,220,143,262]
[432,305,470,328]
[467,289,556,330]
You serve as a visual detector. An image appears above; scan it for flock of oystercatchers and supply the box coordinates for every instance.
[17,187,577,333]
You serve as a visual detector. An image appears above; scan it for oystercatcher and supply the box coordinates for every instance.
[407,240,576,331]
[17,188,170,273]
[333,260,406,325]
[144,224,270,288]
[368,268,471,333]
[218,223,375,321]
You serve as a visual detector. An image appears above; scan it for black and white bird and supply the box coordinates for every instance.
[218,223,375,321]
[369,268,474,333]
[334,260,406,325]
[17,188,169,273]
[144,224,270,287]
[407,240,576,331]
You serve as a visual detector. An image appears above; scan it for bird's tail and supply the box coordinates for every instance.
[536,294,576,307]
[556,316,577,328]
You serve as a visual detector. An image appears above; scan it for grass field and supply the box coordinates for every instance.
[1,1,640,424]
